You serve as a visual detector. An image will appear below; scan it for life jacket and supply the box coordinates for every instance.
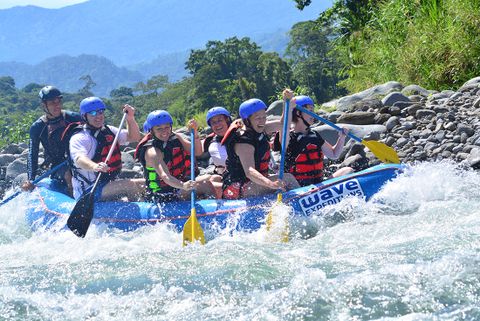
[134,133,192,196]
[222,125,271,185]
[40,111,79,166]
[61,123,123,186]
[274,129,325,186]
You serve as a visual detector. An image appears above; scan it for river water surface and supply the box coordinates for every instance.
[1,161,479,320]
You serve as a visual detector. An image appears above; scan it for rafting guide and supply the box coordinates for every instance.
[298,178,365,215]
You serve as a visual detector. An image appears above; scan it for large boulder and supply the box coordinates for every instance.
[332,81,403,111]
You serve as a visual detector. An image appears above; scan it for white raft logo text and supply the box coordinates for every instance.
[299,179,365,215]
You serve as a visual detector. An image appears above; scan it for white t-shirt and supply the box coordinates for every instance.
[69,125,128,199]
[208,140,227,167]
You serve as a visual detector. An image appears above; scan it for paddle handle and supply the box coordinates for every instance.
[0,160,68,206]
[90,112,128,195]
[278,99,290,180]
[295,105,362,143]
[190,128,196,209]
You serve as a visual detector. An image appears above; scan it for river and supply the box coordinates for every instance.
[1,161,479,320]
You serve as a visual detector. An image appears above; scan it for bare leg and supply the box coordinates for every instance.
[100,178,145,201]
[64,169,73,197]
[332,167,354,178]
[241,173,300,198]
[209,174,223,199]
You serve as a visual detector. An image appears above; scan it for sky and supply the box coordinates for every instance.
[0,0,89,9]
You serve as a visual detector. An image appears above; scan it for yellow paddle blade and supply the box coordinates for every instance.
[182,208,205,246]
[266,193,289,243]
[361,139,400,164]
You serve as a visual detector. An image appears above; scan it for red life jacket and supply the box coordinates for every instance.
[222,125,271,184]
[135,133,192,194]
[61,123,123,185]
[274,129,325,186]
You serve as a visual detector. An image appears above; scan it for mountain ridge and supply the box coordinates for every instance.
[0,0,330,65]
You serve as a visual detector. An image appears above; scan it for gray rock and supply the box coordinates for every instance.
[334,81,403,111]
[466,148,480,168]
[456,123,475,137]
[1,144,24,155]
[406,104,423,116]
[267,100,283,116]
[385,116,400,131]
[0,154,17,167]
[382,92,411,106]
[402,85,430,97]
[461,76,480,88]
[121,152,135,170]
[416,109,436,119]
[336,112,376,125]
[6,159,27,179]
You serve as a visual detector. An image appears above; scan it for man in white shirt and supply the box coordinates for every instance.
[67,97,144,200]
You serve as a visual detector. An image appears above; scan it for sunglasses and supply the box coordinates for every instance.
[87,109,105,116]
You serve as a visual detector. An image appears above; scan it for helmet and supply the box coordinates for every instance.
[239,98,267,120]
[294,95,314,107]
[146,110,173,128]
[206,107,231,126]
[80,97,106,117]
[39,85,62,101]
[143,121,151,133]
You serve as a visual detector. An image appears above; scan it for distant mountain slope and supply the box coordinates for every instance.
[0,55,143,96]
[0,0,331,65]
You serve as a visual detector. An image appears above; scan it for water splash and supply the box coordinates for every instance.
[1,161,480,320]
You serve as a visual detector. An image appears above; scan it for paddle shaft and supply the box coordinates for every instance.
[279,100,290,181]
[295,105,362,143]
[0,160,67,206]
[190,128,196,208]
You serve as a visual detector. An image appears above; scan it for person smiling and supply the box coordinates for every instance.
[64,96,144,200]
[134,110,217,202]
[22,85,82,194]
[221,98,299,200]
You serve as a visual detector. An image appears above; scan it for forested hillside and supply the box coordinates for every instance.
[1,0,480,151]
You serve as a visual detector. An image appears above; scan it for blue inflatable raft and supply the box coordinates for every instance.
[25,164,403,234]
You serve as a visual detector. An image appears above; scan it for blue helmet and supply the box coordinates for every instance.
[146,110,173,128]
[80,97,106,117]
[206,107,231,126]
[239,98,267,120]
[143,121,151,133]
[294,95,314,107]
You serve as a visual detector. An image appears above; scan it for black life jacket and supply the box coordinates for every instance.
[274,129,325,186]
[222,126,271,184]
[61,123,123,187]
[40,111,80,166]
[134,133,192,195]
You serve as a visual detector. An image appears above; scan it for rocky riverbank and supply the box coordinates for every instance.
[1,77,479,199]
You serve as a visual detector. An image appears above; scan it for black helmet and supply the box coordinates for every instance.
[39,86,62,101]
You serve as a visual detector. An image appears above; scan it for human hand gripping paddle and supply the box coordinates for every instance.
[67,112,128,238]
[182,128,205,245]
[0,161,67,207]
[266,99,290,242]
[295,105,400,164]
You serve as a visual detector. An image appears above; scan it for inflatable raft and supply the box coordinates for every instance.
[26,164,403,234]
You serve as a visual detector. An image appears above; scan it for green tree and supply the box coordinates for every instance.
[286,21,346,102]
[186,37,292,112]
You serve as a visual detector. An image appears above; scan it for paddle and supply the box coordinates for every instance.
[266,99,290,242]
[182,128,205,245]
[0,160,68,207]
[67,112,128,238]
[295,105,400,164]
